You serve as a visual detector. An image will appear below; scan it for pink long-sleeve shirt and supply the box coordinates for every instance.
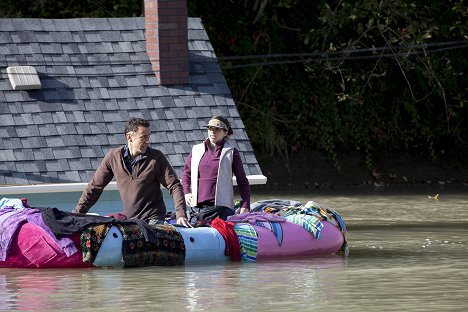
[182,139,250,209]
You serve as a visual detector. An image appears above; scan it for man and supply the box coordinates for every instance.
[73,117,191,227]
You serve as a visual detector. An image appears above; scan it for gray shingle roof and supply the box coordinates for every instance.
[0,17,263,186]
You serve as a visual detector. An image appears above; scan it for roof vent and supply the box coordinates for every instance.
[7,66,42,90]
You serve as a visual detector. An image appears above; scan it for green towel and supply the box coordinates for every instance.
[234,223,258,262]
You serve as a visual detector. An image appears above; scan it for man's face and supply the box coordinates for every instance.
[127,126,151,155]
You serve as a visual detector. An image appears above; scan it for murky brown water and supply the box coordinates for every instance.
[1,189,467,311]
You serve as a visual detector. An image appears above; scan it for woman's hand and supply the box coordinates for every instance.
[237,208,250,214]
[184,193,195,207]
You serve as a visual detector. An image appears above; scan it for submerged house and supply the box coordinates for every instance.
[0,0,266,197]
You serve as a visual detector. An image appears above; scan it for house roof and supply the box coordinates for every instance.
[0,17,264,188]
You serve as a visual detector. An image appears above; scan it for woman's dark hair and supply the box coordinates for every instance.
[125,117,150,134]
[211,115,233,135]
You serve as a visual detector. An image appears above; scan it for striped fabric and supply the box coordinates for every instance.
[234,223,258,262]
[285,214,324,239]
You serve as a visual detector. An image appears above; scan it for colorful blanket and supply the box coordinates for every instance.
[234,223,258,262]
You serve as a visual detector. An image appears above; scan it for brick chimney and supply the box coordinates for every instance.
[144,0,189,85]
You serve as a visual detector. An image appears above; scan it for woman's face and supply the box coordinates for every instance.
[207,126,227,145]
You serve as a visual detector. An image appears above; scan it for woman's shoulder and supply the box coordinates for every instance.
[192,141,206,151]
[223,140,236,149]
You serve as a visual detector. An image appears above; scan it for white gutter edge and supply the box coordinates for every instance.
[233,174,267,186]
[0,175,268,195]
[0,182,117,195]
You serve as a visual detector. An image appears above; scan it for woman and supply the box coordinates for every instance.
[182,116,250,224]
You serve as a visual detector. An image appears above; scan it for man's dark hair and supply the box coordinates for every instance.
[125,117,150,134]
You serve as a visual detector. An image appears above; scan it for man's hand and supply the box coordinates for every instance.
[177,216,193,227]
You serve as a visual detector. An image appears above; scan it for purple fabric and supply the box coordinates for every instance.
[227,212,286,224]
[0,207,77,261]
[182,139,250,208]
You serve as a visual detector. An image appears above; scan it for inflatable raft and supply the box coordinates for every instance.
[0,198,347,268]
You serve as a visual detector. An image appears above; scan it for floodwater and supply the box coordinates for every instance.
[0,187,467,311]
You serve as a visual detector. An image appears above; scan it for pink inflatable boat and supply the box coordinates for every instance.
[0,199,347,268]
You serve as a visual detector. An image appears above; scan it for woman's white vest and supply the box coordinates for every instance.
[190,140,235,209]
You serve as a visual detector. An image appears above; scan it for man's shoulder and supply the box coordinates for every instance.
[105,146,124,157]
[146,147,165,158]
[146,148,174,168]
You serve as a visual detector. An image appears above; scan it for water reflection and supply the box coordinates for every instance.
[182,256,346,312]
[0,256,346,311]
